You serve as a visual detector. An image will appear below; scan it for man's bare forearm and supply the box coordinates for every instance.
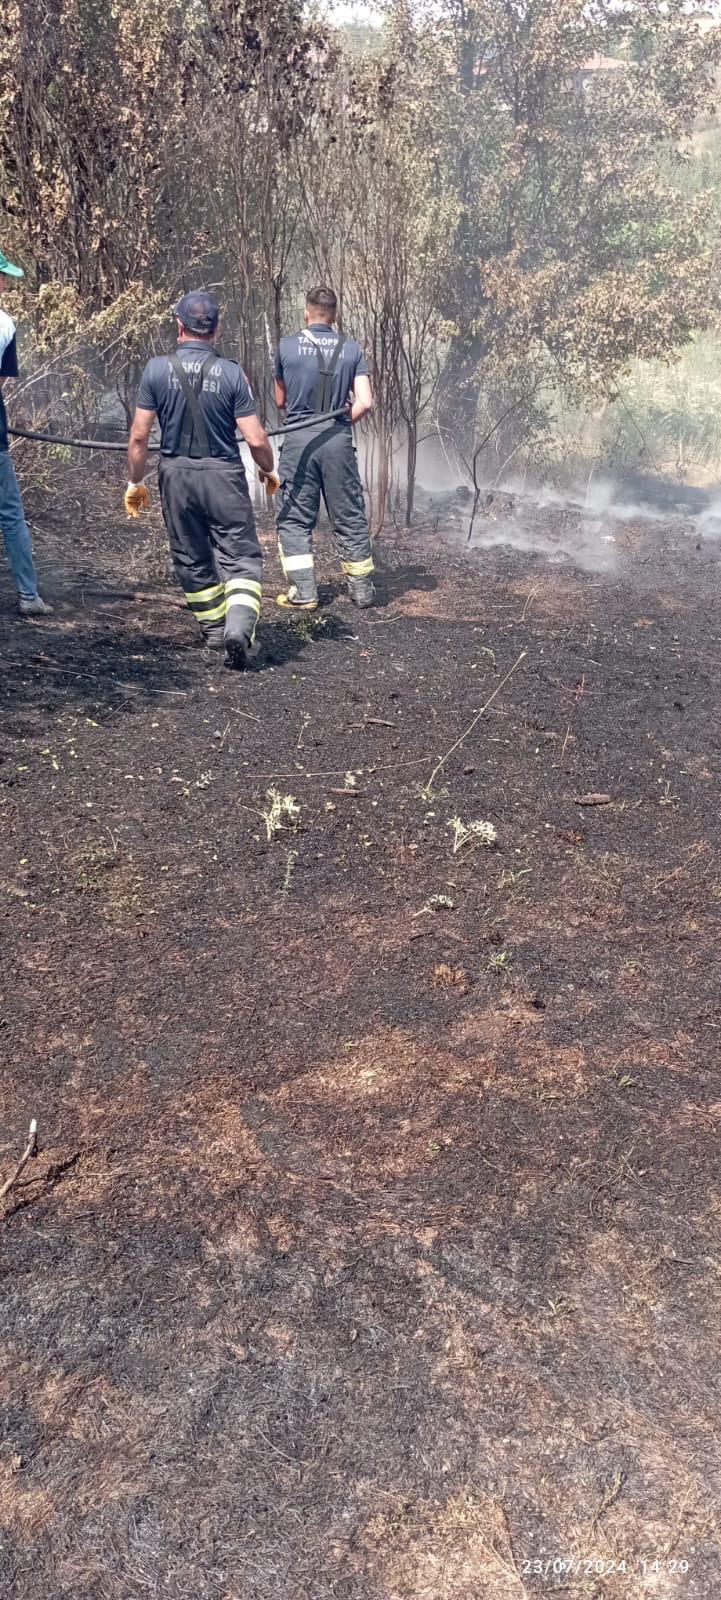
[250,441,275,475]
[349,377,374,425]
[238,415,274,476]
[128,438,149,484]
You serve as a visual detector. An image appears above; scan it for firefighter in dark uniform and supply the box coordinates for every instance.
[274,285,375,611]
[126,291,277,669]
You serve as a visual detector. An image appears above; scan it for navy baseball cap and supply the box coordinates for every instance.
[173,290,220,335]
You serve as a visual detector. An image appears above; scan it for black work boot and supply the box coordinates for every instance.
[347,574,375,609]
[202,625,226,653]
[224,622,255,671]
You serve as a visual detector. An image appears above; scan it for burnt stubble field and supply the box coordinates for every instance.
[1,474,720,1599]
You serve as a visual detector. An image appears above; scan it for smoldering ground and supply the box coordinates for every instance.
[413,456,721,576]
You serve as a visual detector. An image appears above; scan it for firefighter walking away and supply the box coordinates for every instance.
[127,291,277,669]
[274,285,374,611]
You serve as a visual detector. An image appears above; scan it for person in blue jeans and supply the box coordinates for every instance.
[0,248,52,617]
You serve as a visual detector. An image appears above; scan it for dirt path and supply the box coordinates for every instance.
[1,479,720,1598]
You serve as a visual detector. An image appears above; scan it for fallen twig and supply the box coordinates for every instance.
[519,586,538,623]
[0,1119,38,1201]
[327,787,364,798]
[589,1469,626,1536]
[348,718,397,729]
[424,650,527,795]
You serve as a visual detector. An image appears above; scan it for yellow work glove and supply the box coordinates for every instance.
[259,470,281,498]
[125,481,151,519]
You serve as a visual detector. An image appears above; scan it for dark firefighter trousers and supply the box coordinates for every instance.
[276,420,373,589]
[158,456,263,643]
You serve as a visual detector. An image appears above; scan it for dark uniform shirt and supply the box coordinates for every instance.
[137,342,257,460]
[0,310,20,454]
[275,325,369,424]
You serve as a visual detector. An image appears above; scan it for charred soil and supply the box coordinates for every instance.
[1,470,720,1599]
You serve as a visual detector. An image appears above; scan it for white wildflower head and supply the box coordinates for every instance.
[448,817,498,854]
[262,787,301,841]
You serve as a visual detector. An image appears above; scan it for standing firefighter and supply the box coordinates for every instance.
[126,291,277,669]
[0,248,53,617]
[274,286,374,611]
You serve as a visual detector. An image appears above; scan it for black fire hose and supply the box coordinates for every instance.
[7,406,349,452]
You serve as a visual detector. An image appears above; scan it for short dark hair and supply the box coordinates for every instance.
[306,285,338,318]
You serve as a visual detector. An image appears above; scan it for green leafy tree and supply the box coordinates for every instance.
[395,0,721,448]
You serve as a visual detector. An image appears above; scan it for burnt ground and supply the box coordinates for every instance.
[1,467,720,1600]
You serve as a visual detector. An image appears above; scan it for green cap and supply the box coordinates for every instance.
[0,248,24,279]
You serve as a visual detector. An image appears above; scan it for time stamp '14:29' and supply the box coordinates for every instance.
[521,1558,692,1579]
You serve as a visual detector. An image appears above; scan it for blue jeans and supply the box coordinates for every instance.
[0,449,40,599]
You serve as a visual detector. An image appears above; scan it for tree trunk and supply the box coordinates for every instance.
[405,420,417,527]
[372,421,392,534]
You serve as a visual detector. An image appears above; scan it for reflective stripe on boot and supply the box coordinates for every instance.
[224,581,260,668]
[225,579,261,640]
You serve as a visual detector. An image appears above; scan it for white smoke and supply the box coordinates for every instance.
[468,514,618,574]
[505,476,667,524]
[696,497,721,540]
[418,466,721,574]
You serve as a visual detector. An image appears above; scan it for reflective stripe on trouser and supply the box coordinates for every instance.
[185,581,226,627]
[276,420,373,579]
[341,557,374,577]
[184,577,261,637]
[278,547,316,580]
[157,455,263,642]
[277,544,317,603]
